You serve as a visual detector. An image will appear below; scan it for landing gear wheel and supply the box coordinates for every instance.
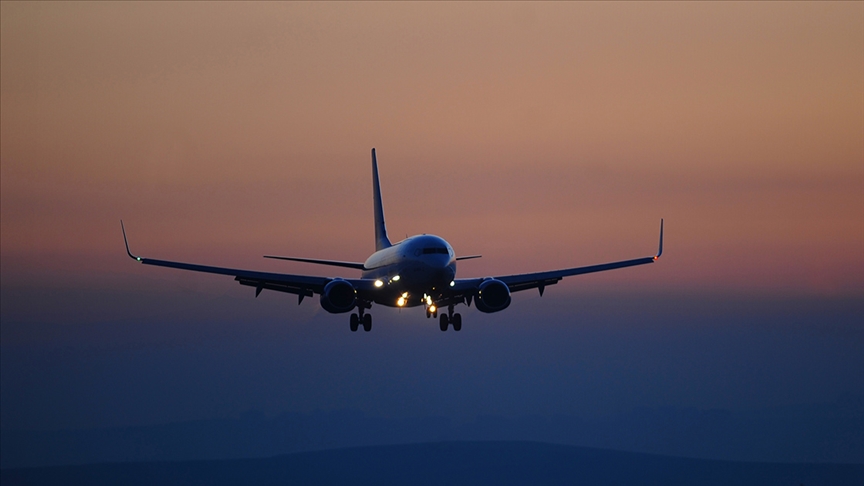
[452,313,462,331]
[439,314,449,332]
[350,313,359,332]
[362,314,372,332]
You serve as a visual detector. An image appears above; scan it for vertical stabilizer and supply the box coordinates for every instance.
[371,148,392,251]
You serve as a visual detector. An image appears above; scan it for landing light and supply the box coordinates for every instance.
[392,275,401,281]
[429,305,436,313]
[397,297,406,307]
[449,281,455,287]
[374,280,384,288]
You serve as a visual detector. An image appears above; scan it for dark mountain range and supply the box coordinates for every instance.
[3,396,861,469]
[3,441,862,486]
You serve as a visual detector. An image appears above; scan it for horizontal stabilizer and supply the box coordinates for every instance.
[456,255,482,261]
[264,255,366,270]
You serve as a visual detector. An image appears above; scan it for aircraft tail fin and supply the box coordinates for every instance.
[372,148,392,251]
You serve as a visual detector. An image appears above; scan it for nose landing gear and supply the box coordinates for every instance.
[438,305,462,332]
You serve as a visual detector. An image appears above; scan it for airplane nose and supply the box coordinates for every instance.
[430,266,454,283]
[437,259,456,281]
[421,255,454,283]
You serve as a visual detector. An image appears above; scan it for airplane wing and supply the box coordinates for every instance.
[448,220,663,300]
[263,255,366,270]
[122,222,344,303]
[495,219,663,295]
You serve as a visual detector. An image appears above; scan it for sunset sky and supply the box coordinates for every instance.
[1,2,862,444]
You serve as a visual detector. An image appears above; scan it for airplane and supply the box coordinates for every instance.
[122,148,663,332]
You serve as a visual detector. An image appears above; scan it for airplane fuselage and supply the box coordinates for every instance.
[361,234,456,308]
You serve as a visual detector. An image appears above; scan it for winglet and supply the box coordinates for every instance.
[654,219,664,260]
[120,220,142,261]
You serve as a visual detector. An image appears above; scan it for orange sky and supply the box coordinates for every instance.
[2,2,862,296]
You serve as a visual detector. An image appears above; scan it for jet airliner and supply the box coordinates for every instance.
[122,148,663,332]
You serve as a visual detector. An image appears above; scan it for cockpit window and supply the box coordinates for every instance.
[422,247,449,255]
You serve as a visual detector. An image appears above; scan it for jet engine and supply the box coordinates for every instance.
[474,278,511,313]
[320,279,356,313]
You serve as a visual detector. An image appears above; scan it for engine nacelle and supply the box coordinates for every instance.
[475,278,511,313]
[320,279,356,314]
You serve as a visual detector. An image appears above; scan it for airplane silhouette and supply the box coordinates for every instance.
[123,148,662,332]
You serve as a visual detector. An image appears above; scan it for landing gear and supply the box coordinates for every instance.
[451,313,462,331]
[438,305,462,332]
[350,306,372,332]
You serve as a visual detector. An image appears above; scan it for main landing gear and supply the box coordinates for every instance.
[439,305,462,332]
[350,307,372,332]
